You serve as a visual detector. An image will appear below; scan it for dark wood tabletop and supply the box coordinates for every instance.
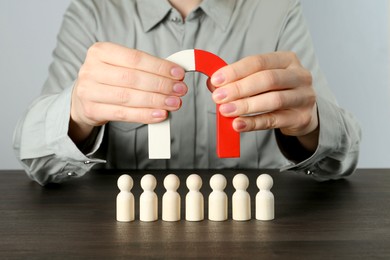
[0,169,389,259]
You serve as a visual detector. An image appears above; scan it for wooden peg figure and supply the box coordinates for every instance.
[256,174,275,221]
[232,173,251,221]
[116,174,135,222]
[162,174,181,222]
[185,174,204,221]
[140,174,158,222]
[208,174,228,221]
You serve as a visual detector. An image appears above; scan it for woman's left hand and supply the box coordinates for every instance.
[210,51,319,151]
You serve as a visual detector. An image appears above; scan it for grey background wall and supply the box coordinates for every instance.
[1,0,389,170]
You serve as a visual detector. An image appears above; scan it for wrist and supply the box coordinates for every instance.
[276,121,319,163]
[68,115,94,145]
[296,126,319,153]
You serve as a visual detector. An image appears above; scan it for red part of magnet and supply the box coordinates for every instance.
[194,49,240,158]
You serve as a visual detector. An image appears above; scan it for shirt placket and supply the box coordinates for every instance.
[169,10,201,168]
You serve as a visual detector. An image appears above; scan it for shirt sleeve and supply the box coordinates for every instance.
[13,84,106,185]
[13,1,106,185]
[274,0,362,180]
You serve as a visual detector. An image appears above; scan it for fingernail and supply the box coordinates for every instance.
[173,82,187,95]
[165,97,181,107]
[152,110,167,118]
[171,67,185,79]
[211,72,225,85]
[219,103,237,114]
[234,120,247,131]
[213,88,227,102]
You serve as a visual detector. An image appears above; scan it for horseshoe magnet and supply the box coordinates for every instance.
[148,49,240,159]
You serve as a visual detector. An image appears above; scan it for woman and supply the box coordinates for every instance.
[13,0,361,185]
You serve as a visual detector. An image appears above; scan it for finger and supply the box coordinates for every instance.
[219,89,313,117]
[79,62,188,96]
[211,52,297,86]
[88,42,185,80]
[233,110,310,136]
[206,78,216,93]
[77,84,182,111]
[83,102,168,125]
[212,68,308,103]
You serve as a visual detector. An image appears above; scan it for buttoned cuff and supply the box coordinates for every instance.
[278,96,343,178]
[45,85,106,167]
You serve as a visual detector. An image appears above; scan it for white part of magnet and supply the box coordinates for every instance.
[166,49,196,71]
[148,119,171,159]
[148,50,196,159]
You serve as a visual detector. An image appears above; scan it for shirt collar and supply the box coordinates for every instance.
[136,0,172,32]
[199,0,236,31]
[136,0,236,32]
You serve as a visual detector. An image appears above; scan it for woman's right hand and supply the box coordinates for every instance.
[69,42,187,143]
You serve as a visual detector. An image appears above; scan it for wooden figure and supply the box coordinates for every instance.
[116,174,135,222]
[208,174,228,221]
[232,173,251,221]
[140,174,158,222]
[185,174,204,221]
[162,174,181,222]
[256,174,275,221]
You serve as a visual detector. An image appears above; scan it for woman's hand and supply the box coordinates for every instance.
[211,52,319,152]
[69,42,187,143]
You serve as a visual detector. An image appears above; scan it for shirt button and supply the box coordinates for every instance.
[171,17,180,23]
[305,170,314,175]
[67,172,78,177]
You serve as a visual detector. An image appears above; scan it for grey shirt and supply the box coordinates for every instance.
[13,0,361,185]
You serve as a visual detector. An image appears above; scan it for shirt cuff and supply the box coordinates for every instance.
[278,96,343,177]
[45,85,106,165]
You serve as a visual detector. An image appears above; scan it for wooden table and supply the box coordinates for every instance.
[0,169,389,259]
